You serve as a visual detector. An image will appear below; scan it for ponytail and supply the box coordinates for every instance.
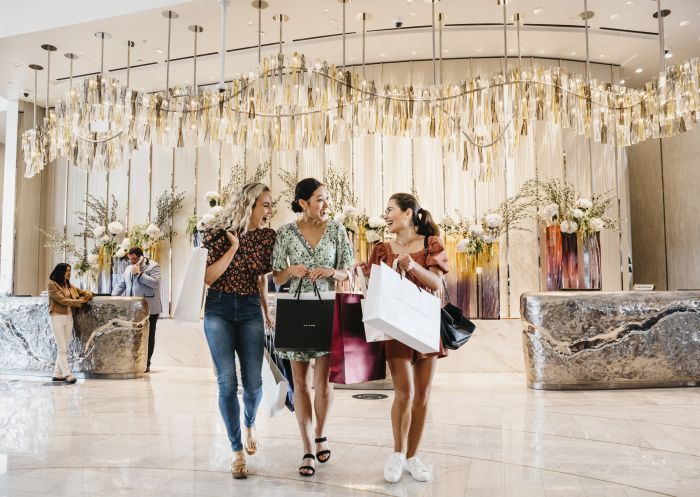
[389,193,438,237]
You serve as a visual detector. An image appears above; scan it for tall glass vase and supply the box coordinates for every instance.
[561,232,580,289]
[544,225,563,291]
[477,242,500,319]
[580,232,602,289]
[456,252,478,318]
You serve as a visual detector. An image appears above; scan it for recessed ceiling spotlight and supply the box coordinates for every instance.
[13,62,20,67]
[408,11,417,17]
[247,20,253,25]
[379,52,386,57]
[443,49,450,53]
[475,48,483,53]
[679,20,690,27]
[92,59,99,64]
[619,79,626,85]
[635,68,643,73]
[600,54,606,58]
[610,13,619,20]
[625,1,634,6]
[330,19,339,25]
[323,8,329,13]
[533,7,544,15]
[155,49,163,54]
[411,50,417,55]
[570,51,577,56]
[406,0,415,3]
[538,49,545,54]
[79,51,85,55]
[349,56,354,60]
[665,50,673,59]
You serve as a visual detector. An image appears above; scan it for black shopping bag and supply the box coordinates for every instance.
[274,282,335,352]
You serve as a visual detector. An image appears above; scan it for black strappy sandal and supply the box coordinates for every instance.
[315,437,331,463]
[299,453,316,477]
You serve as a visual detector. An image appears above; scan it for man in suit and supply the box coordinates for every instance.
[112,247,162,373]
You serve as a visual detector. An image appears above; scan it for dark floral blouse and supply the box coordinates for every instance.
[202,228,276,295]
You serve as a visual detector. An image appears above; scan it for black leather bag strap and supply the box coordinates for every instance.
[424,236,452,304]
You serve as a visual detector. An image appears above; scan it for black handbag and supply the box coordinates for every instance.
[422,237,476,350]
[274,281,335,352]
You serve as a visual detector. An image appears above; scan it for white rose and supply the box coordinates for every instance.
[441,215,455,227]
[120,237,131,249]
[343,206,358,216]
[456,239,470,253]
[560,220,579,234]
[199,213,215,228]
[483,234,495,244]
[87,254,100,265]
[543,203,559,220]
[576,198,593,210]
[145,223,161,238]
[365,229,381,243]
[571,208,584,219]
[100,235,111,244]
[210,206,224,217]
[368,216,386,229]
[469,224,484,237]
[143,241,153,250]
[108,221,124,235]
[590,217,605,232]
[485,213,503,229]
[115,247,127,258]
[93,226,106,238]
[334,213,346,226]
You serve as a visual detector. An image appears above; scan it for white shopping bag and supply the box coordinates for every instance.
[362,262,441,354]
[261,349,289,417]
[354,267,390,343]
[172,247,208,322]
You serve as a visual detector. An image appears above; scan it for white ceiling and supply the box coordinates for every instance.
[0,0,699,114]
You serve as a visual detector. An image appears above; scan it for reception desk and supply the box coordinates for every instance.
[521,292,700,390]
[0,296,150,379]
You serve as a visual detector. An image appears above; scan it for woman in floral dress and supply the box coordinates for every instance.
[272,177,354,477]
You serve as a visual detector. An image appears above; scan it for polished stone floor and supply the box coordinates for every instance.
[1,324,700,496]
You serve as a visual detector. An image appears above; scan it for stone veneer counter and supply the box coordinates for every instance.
[520,291,700,390]
[0,296,149,379]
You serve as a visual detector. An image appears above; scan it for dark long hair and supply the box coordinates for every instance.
[389,193,439,237]
[291,177,324,213]
[49,263,72,288]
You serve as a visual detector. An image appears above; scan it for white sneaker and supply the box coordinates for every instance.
[406,456,431,482]
[384,452,406,483]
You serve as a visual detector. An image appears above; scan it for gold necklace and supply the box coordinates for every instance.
[395,234,419,246]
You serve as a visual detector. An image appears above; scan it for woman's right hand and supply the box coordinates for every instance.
[356,262,370,277]
[225,231,240,252]
[287,264,309,279]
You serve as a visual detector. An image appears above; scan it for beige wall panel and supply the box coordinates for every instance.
[627,139,667,290]
[661,128,700,290]
[171,147,196,310]
[196,144,220,218]
[127,146,150,228]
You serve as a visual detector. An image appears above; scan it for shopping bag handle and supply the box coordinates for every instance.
[293,279,324,303]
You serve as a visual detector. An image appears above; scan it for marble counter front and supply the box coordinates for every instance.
[0,296,150,379]
[521,291,700,390]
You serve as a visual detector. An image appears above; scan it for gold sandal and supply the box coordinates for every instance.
[244,426,258,456]
[231,452,248,479]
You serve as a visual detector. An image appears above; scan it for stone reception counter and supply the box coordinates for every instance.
[520,292,700,390]
[0,296,150,379]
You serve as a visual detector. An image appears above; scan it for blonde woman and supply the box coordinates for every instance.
[201,182,275,479]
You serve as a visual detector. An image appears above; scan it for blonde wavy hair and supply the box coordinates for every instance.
[213,182,270,234]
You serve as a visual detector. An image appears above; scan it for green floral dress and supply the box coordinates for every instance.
[271,220,355,362]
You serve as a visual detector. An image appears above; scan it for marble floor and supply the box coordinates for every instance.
[1,323,700,496]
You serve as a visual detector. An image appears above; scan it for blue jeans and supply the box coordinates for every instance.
[203,290,265,452]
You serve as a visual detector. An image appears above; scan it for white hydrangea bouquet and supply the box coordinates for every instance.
[124,223,164,255]
[92,220,125,259]
[332,206,361,234]
[362,214,390,244]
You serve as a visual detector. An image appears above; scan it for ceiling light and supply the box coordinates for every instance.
[610,13,619,20]
[155,49,163,54]
[475,48,483,53]
[406,0,415,3]
[379,53,385,57]
[679,20,690,27]
[330,19,339,25]
[92,59,99,64]
[635,68,643,73]
[349,56,354,61]
[625,1,634,6]
[247,20,253,25]
[323,8,329,13]
[443,49,450,53]
[79,51,85,55]
[538,50,545,54]
[665,51,673,59]
[600,54,606,59]
[619,79,626,85]
[408,11,417,17]
[533,7,544,15]
[570,51,577,56]
[13,62,20,67]
[411,50,417,55]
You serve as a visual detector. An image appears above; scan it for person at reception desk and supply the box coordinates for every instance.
[47,263,93,384]
[112,247,162,373]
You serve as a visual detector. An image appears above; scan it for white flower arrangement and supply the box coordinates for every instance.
[367,216,386,229]
[143,240,153,250]
[484,213,503,229]
[576,198,593,210]
[108,221,124,235]
[145,223,162,238]
[560,220,579,234]
[198,213,216,229]
[210,206,224,217]
[92,226,106,238]
[343,205,358,216]
[571,208,584,219]
[334,213,346,226]
[115,247,127,259]
[456,239,470,253]
[205,191,220,206]
[483,234,495,244]
[542,203,559,220]
[589,217,605,232]
[365,229,381,244]
[120,237,131,249]
[99,234,111,245]
[87,253,100,265]
[441,215,455,227]
[469,224,484,237]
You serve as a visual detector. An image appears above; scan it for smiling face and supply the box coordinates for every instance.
[250,190,274,228]
[384,198,414,234]
[300,185,331,222]
[64,265,72,282]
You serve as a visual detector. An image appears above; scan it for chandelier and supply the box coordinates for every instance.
[20,0,700,179]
